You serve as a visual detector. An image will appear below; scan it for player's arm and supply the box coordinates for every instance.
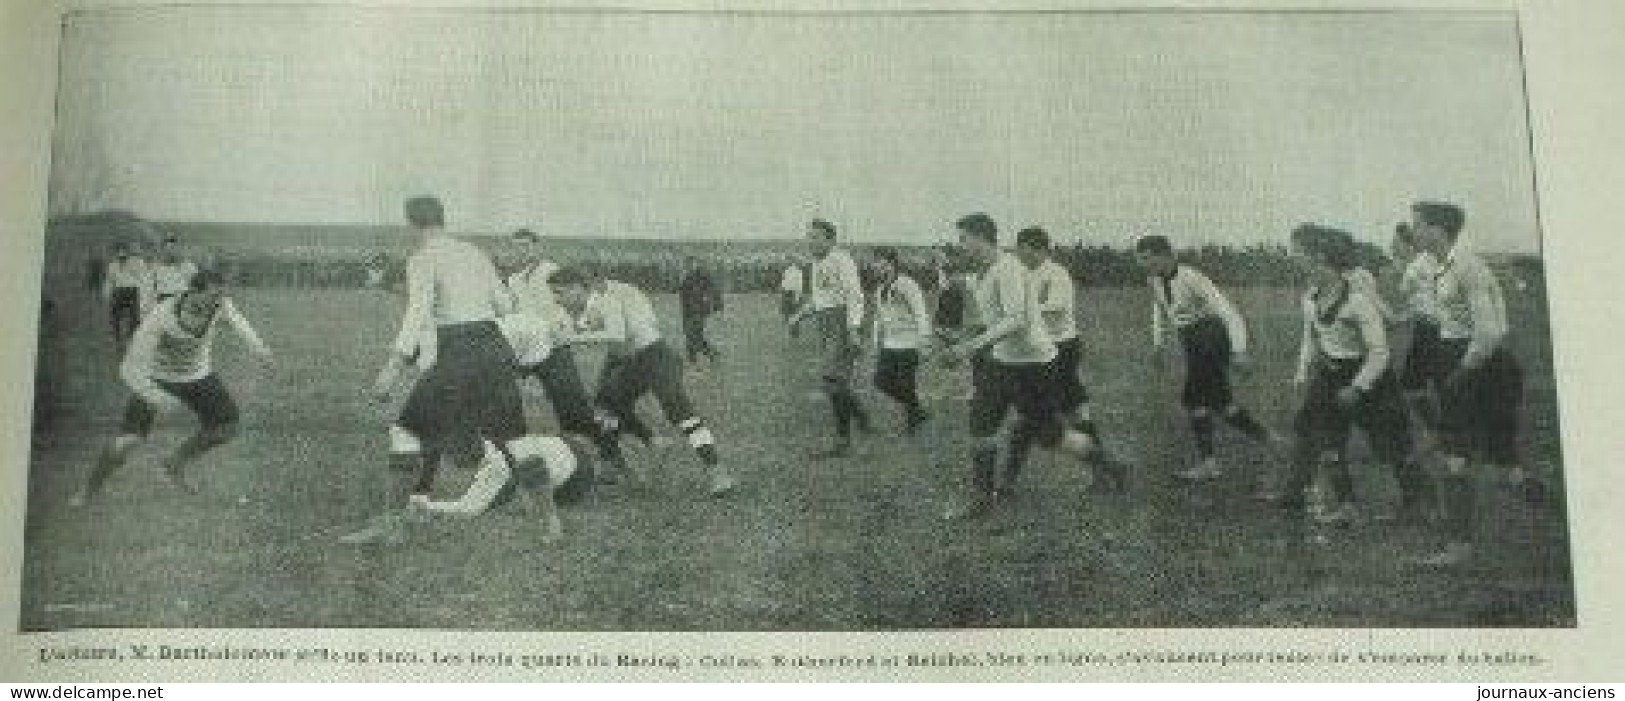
[1348,296,1390,394]
[905,278,933,343]
[376,255,434,398]
[222,299,273,360]
[119,320,178,411]
[956,268,1025,356]
[1193,270,1249,357]
[1293,296,1314,385]
[1458,260,1508,372]
[838,254,866,332]
[1148,278,1168,352]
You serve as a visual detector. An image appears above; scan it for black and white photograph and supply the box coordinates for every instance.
[20,5,1575,632]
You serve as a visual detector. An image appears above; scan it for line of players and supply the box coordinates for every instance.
[72,197,1538,567]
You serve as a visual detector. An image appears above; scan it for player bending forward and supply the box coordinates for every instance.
[548,267,737,497]
[392,426,598,540]
[72,270,273,505]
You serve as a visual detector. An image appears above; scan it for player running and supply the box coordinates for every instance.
[939,214,1121,519]
[343,196,543,545]
[790,219,873,458]
[1277,224,1431,524]
[869,247,931,434]
[1013,226,1128,492]
[549,266,737,497]
[1133,235,1284,482]
[101,241,152,353]
[71,269,272,505]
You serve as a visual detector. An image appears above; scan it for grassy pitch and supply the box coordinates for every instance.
[21,281,1572,630]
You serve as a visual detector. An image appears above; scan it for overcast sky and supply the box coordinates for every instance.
[50,7,1540,251]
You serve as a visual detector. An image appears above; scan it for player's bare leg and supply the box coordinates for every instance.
[70,435,142,506]
[158,422,237,494]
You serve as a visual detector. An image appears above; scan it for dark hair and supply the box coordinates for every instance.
[1134,235,1173,256]
[1411,201,1466,239]
[188,268,225,291]
[1015,226,1051,251]
[874,246,901,268]
[1392,222,1415,247]
[511,228,541,243]
[1291,223,1359,271]
[404,196,446,229]
[808,219,837,239]
[955,213,998,244]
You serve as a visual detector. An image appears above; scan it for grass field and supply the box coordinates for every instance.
[21,274,1573,630]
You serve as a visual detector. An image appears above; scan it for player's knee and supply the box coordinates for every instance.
[1188,407,1212,420]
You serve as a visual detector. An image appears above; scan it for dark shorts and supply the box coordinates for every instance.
[397,320,528,452]
[1293,357,1412,464]
[518,344,598,437]
[1400,319,1447,391]
[1049,336,1091,411]
[809,306,859,385]
[780,292,799,318]
[1179,316,1235,411]
[1437,340,1524,465]
[874,347,921,393]
[120,373,239,437]
[969,359,1064,443]
[596,341,696,425]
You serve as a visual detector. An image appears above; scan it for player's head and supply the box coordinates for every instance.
[112,241,133,258]
[1014,226,1051,269]
[873,246,901,281]
[156,232,182,261]
[509,228,543,266]
[404,195,445,230]
[806,219,838,258]
[1390,222,1417,262]
[954,213,999,267]
[1132,235,1177,276]
[176,269,226,328]
[1291,223,1358,286]
[1409,200,1465,255]
[547,266,597,315]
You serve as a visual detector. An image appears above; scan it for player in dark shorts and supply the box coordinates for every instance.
[549,266,737,497]
[344,196,547,545]
[1407,201,1532,567]
[1277,224,1430,525]
[100,241,152,353]
[790,219,873,458]
[939,214,1122,519]
[1133,235,1283,483]
[71,270,273,505]
[1389,223,1447,453]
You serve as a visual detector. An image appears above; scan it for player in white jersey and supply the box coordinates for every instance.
[148,233,200,303]
[939,214,1121,519]
[502,228,622,476]
[1134,235,1283,482]
[344,196,537,545]
[71,270,272,505]
[1389,223,1446,450]
[549,266,737,497]
[869,247,931,433]
[790,219,873,457]
[1279,224,1429,524]
[1408,201,1531,567]
[1012,227,1127,493]
[101,241,152,353]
